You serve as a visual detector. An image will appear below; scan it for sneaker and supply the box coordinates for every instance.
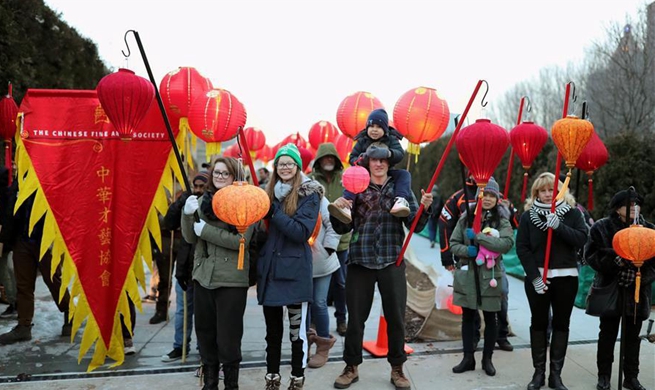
[0,304,17,319]
[124,338,136,355]
[161,347,183,362]
[337,322,347,336]
[149,311,167,324]
[390,365,411,389]
[497,339,514,351]
[0,324,32,345]
[334,365,359,389]
[390,197,410,218]
[328,203,352,224]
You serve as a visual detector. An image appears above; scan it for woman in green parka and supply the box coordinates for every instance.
[449,178,514,377]
[181,156,253,390]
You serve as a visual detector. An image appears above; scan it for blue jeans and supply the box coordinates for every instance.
[311,274,332,338]
[174,279,194,350]
[331,250,348,324]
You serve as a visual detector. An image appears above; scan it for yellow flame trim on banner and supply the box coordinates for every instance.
[178,118,197,171]
[13,117,184,371]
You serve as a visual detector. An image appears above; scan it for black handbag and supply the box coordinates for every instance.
[585,279,620,317]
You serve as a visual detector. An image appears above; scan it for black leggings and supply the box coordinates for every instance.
[263,303,309,378]
[462,308,497,355]
[524,276,578,332]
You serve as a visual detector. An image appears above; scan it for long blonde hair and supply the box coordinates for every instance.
[524,172,576,211]
[265,165,303,216]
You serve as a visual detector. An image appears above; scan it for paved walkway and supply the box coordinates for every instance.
[0,233,653,389]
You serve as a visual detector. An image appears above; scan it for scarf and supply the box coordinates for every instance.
[529,199,572,231]
[274,180,292,201]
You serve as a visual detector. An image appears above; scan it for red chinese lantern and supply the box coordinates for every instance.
[0,83,18,184]
[96,68,155,141]
[213,181,270,270]
[456,119,510,233]
[160,67,213,167]
[612,224,655,313]
[336,91,384,139]
[575,131,608,210]
[509,121,549,202]
[333,133,354,164]
[298,145,315,172]
[222,143,241,158]
[187,88,247,160]
[342,165,370,194]
[308,120,338,150]
[243,127,266,152]
[280,132,310,150]
[393,87,450,159]
[255,144,273,163]
[550,115,594,198]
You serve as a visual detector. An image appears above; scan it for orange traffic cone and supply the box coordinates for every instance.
[362,315,414,357]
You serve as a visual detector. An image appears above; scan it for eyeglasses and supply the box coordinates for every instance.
[276,162,297,169]
[212,170,232,179]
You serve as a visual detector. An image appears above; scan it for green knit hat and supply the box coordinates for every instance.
[274,143,302,168]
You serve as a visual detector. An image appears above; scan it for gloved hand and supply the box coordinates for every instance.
[532,277,549,294]
[184,195,199,215]
[545,213,560,230]
[176,274,188,291]
[194,220,207,236]
[467,245,478,258]
[366,144,391,160]
[618,266,636,287]
[465,228,476,240]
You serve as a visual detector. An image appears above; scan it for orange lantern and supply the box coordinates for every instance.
[308,120,338,150]
[612,224,655,314]
[96,68,155,141]
[187,88,247,160]
[550,115,594,198]
[393,87,450,160]
[575,131,608,210]
[336,91,384,139]
[212,181,270,270]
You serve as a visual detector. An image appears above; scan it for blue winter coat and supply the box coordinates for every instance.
[257,179,323,306]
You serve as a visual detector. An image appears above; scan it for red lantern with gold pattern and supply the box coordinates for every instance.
[393,87,450,159]
[509,121,549,202]
[243,127,266,152]
[336,91,384,139]
[96,68,155,141]
[456,118,510,233]
[575,131,608,210]
[0,83,18,184]
[308,120,338,150]
[333,133,354,164]
[188,88,247,160]
[160,67,213,120]
[550,115,594,197]
[280,132,310,150]
[213,181,270,270]
[612,224,655,313]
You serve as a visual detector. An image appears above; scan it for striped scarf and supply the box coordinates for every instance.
[529,199,572,231]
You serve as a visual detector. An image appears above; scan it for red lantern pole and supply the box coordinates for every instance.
[238,126,259,187]
[395,80,485,266]
[542,81,574,282]
[122,30,192,193]
[503,96,526,196]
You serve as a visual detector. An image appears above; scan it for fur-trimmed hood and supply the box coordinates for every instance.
[299,175,325,199]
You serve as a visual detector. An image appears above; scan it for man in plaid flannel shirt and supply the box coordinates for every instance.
[329,143,433,390]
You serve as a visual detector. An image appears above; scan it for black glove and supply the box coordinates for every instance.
[176,274,188,291]
[325,248,335,256]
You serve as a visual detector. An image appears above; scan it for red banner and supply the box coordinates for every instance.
[15,89,179,370]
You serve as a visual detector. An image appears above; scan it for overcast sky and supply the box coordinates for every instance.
[44,0,646,145]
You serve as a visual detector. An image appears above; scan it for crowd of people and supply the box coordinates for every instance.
[0,108,653,390]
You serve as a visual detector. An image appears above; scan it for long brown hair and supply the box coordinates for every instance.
[206,156,244,194]
[265,164,303,216]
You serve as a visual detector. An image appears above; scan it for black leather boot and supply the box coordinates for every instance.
[596,375,610,390]
[452,353,475,373]
[482,353,496,376]
[201,364,219,390]
[527,328,547,390]
[548,330,569,390]
[223,365,239,390]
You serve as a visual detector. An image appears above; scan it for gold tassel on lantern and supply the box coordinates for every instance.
[237,235,245,270]
[556,170,572,201]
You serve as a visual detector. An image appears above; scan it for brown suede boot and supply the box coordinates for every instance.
[308,334,336,368]
[0,324,32,345]
[390,365,411,389]
[334,365,358,389]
